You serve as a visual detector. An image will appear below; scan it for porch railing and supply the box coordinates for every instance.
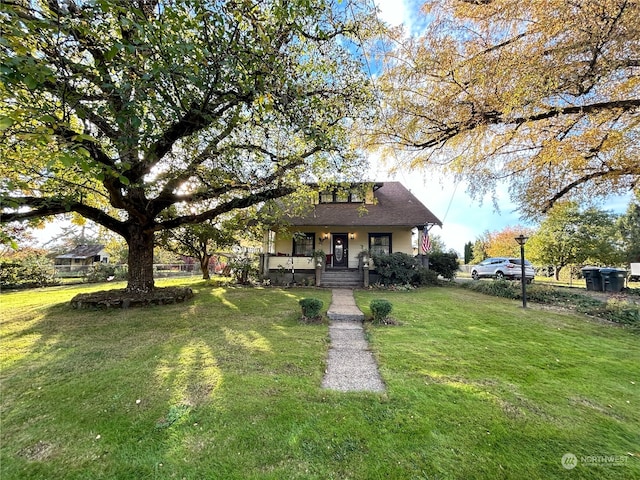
[266,255,317,271]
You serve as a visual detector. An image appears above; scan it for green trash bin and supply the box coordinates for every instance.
[581,266,602,291]
[599,268,627,293]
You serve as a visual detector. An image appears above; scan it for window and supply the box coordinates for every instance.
[369,233,391,256]
[318,189,364,203]
[266,230,276,254]
[335,192,349,203]
[320,191,334,203]
[293,233,315,256]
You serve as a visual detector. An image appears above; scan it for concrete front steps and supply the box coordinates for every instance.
[320,269,362,288]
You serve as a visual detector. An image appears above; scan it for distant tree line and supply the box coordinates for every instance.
[463,193,640,280]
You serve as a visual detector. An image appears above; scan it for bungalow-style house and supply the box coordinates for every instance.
[261,182,442,286]
[54,244,109,272]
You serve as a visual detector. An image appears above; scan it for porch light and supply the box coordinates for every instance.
[349,233,355,240]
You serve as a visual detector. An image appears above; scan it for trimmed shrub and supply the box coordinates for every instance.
[428,252,459,280]
[460,279,519,299]
[371,253,442,287]
[370,299,393,324]
[412,266,439,286]
[372,252,419,285]
[299,298,323,319]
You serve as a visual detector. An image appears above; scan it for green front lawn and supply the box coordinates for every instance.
[1,280,638,479]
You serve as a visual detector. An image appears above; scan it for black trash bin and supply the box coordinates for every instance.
[599,268,627,293]
[581,266,602,291]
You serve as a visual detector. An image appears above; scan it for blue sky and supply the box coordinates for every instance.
[374,0,430,34]
[370,0,632,255]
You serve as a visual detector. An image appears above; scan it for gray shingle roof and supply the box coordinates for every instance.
[55,244,105,259]
[286,182,442,228]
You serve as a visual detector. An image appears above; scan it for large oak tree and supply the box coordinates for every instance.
[370,0,639,217]
[0,0,375,293]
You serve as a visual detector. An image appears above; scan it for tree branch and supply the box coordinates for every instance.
[1,197,126,236]
[156,186,296,231]
[52,124,117,168]
[150,111,243,215]
[542,166,639,213]
[131,98,246,182]
[410,98,640,149]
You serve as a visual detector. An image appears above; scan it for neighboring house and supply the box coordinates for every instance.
[54,244,109,272]
[261,182,442,286]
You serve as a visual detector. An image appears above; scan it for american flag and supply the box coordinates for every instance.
[421,226,431,253]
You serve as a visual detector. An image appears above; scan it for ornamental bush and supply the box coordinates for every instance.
[428,252,459,280]
[370,299,393,324]
[0,256,58,289]
[299,298,323,319]
[412,266,439,286]
[459,281,639,328]
[85,263,122,283]
[229,255,258,284]
[372,252,442,286]
[460,279,519,299]
[372,252,419,285]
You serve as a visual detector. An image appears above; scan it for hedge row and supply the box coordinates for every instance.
[459,281,639,328]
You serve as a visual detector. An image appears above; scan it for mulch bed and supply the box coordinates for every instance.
[70,286,193,309]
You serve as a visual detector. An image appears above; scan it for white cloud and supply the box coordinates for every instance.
[374,0,430,34]
[374,0,409,27]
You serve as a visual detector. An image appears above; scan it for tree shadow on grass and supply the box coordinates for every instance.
[0,285,331,479]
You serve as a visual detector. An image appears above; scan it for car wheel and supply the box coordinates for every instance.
[472,271,479,280]
[526,278,533,284]
[495,271,505,280]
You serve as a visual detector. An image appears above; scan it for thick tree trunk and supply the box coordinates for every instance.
[126,226,155,293]
[555,265,562,281]
[200,254,211,280]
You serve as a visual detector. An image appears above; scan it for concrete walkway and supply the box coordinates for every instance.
[321,289,386,393]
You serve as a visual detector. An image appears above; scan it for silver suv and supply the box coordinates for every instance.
[471,257,535,282]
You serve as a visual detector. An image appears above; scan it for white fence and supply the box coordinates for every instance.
[53,263,204,278]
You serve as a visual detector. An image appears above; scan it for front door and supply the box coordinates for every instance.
[332,234,348,268]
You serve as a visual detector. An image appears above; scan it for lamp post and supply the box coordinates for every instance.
[514,234,528,308]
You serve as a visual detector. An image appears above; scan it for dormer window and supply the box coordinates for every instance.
[336,192,349,203]
[320,192,334,203]
[318,189,364,204]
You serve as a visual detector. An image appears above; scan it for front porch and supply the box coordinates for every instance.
[259,254,368,287]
